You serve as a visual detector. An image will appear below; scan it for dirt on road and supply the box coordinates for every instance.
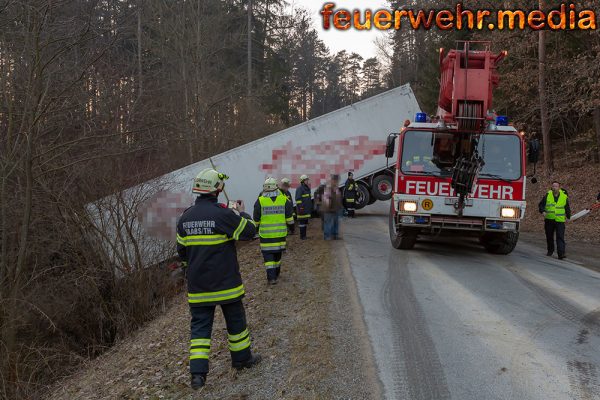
[48,222,381,400]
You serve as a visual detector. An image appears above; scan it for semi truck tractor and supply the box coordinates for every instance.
[386,41,527,254]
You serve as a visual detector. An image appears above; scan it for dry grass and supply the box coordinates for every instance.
[46,222,372,400]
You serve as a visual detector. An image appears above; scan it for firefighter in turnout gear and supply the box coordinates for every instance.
[343,171,357,218]
[538,181,571,259]
[254,177,294,284]
[177,168,261,390]
[295,175,312,239]
[279,177,295,234]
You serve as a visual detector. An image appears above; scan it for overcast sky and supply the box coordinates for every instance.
[289,0,389,59]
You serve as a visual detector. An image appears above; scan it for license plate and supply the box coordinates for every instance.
[444,198,473,206]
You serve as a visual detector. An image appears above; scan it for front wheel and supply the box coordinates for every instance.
[389,203,418,249]
[372,174,393,201]
[354,182,371,210]
[481,231,519,254]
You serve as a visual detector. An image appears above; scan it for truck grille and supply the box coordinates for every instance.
[429,216,483,230]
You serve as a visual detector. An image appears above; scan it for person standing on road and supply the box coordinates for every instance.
[538,181,571,259]
[343,171,357,218]
[279,177,295,234]
[323,174,343,240]
[254,177,294,284]
[295,175,312,239]
[176,168,261,390]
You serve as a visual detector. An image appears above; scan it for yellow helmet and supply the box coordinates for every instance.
[263,177,278,192]
[193,168,228,194]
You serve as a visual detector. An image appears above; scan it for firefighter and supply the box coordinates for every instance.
[176,168,261,390]
[343,171,357,218]
[279,177,295,234]
[295,175,312,239]
[254,177,294,284]
[538,181,571,259]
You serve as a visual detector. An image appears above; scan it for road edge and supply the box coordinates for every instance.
[333,241,385,399]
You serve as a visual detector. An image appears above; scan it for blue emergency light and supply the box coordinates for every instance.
[496,115,509,126]
[415,112,427,122]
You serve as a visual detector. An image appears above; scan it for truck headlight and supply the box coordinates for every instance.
[500,207,519,219]
[400,201,418,213]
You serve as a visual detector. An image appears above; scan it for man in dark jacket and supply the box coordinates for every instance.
[323,174,344,240]
[538,181,571,259]
[295,175,312,239]
[177,168,261,389]
[343,171,357,218]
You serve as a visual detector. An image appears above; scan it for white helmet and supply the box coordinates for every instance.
[279,177,291,187]
[300,174,309,183]
[192,168,228,194]
[263,177,278,192]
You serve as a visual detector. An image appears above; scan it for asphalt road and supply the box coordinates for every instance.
[341,202,600,400]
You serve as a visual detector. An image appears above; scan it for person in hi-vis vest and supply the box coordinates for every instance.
[254,177,294,284]
[538,181,571,259]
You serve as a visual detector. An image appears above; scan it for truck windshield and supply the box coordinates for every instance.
[400,131,522,180]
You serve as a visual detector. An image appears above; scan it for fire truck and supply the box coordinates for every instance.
[386,41,527,254]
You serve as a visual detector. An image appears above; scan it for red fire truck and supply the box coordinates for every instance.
[386,41,527,254]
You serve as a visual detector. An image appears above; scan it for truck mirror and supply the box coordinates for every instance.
[385,134,397,158]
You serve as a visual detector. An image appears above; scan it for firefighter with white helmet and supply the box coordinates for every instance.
[295,174,312,239]
[279,177,295,234]
[177,168,261,389]
[254,177,294,284]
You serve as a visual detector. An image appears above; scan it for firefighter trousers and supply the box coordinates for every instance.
[544,220,566,256]
[262,251,283,281]
[298,217,309,239]
[189,300,252,375]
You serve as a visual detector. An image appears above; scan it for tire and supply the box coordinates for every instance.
[481,231,519,255]
[389,202,418,249]
[368,196,377,205]
[372,174,394,201]
[354,182,371,210]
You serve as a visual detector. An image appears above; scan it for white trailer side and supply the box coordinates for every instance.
[88,84,420,267]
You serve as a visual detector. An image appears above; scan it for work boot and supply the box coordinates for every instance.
[268,279,277,285]
[232,354,262,370]
[558,254,566,260]
[546,251,553,256]
[191,374,206,390]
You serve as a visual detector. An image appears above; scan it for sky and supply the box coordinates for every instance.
[290,0,389,59]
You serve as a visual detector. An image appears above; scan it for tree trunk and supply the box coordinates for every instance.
[247,0,252,98]
[538,0,553,174]
[594,107,600,162]
[137,2,142,98]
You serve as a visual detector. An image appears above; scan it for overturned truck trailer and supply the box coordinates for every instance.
[88,84,420,267]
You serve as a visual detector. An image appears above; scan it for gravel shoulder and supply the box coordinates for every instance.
[47,222,381,400]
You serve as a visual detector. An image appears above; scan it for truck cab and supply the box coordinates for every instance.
[387,116,527,254]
